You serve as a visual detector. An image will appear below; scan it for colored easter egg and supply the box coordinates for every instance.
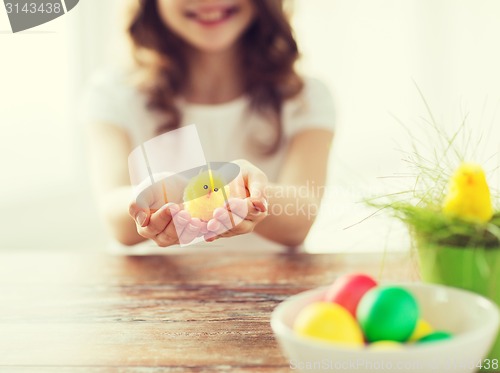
[356,286,419,343]
[417,331,452,344]
[294,302,364,347]
[369,341,404,351]
[323,273,377,316]
[409,319,433,342]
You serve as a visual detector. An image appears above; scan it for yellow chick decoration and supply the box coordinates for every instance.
[183,169,230,221]
[442,162,493,223]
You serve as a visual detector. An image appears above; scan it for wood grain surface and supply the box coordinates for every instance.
[0,249,418,372]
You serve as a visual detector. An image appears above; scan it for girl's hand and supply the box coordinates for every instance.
[204,198,267,241]
[128,176,207,247]
[129,202,207,247]
[205,159,269,241]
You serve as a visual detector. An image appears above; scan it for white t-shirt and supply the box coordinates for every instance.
[81,69,335,253]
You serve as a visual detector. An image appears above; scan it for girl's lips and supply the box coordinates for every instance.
[185,5,240,26]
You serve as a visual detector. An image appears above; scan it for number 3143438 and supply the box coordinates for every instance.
[5,2,62,14]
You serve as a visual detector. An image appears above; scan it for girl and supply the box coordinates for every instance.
[83,0,335,251]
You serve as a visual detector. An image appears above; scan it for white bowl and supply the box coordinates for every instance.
[271,283,499,373]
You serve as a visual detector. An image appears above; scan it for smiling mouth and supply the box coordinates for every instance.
[185,5,240,25]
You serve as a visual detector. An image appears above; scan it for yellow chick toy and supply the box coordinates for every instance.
[183,169,230,221]
[442,162,493,223]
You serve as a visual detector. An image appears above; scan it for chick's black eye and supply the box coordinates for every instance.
[214,188,219,192]
[203,185,208,189]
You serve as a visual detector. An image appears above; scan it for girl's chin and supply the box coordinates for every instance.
[189,38,240,54]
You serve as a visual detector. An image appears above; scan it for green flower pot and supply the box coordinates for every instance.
[417,243,500,370]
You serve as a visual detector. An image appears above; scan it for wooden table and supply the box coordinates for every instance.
[0,250,418,372]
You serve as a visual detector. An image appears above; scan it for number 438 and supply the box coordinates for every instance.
[477,359,499,370]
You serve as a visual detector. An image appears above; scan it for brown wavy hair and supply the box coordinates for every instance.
[128,0,303,154]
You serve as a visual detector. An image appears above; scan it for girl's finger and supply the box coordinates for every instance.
[219,219,254,237]
[206,217,230,238]
[139,203,180,237]
[204,231,218,242]
[224,198,264,223]
[250,198,268,213]
[212,207,235,230]
[172,209,191,234]
[155,207,188,245]
[247,169,268,201]
[246,198,268,221]
[135,180,168,210]
[228,173,248,198]
[207,218,223,233]
[129,202,150,228]
[178,218,202,245]
[223,198,248,218]
[155,221,179,247]
[199,220,209,235]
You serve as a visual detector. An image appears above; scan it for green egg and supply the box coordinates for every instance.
[356,286,419,343]
[417,331,452,344]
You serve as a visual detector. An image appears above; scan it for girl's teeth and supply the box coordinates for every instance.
[198,10,225,22]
